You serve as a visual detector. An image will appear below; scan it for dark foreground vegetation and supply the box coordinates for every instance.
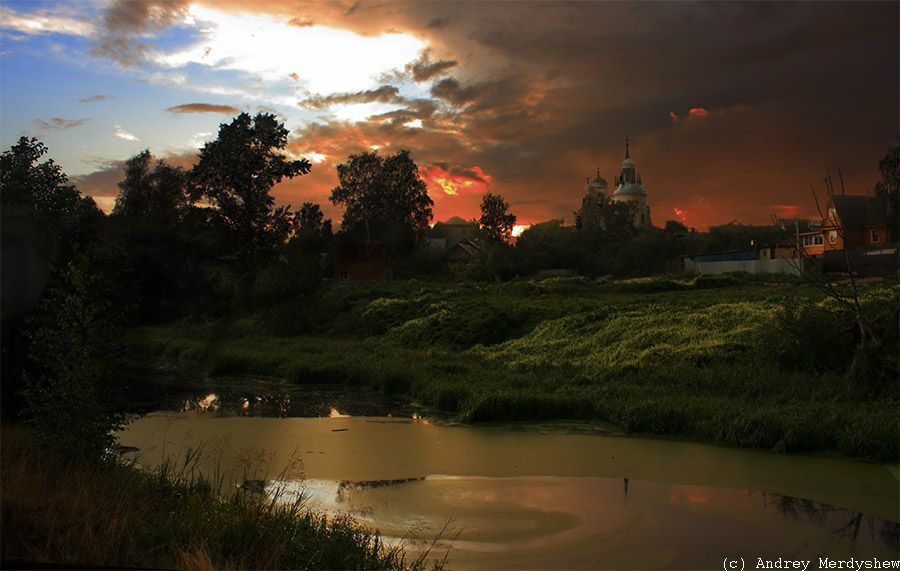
[134,275,900,462]
[0,426,439,571]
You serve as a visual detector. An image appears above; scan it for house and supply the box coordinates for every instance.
[444,238,485,271]
[800,194,897,276]
[430,216,480,247]
[820,195,891,251]
[332,243,394,280]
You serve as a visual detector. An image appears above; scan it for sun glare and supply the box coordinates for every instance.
[156,4,426,96]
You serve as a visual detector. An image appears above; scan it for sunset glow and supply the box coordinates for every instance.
[421,164,493,197]
[0,1,895,231]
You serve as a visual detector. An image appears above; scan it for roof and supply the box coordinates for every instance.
[831,195,886,228]
[613,181,646,196]
[439,215,477,226]
[445,238,484,261]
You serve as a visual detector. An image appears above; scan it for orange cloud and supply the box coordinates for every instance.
[421,163,492,196]
[673,207,688,223]
[688,107,709,117]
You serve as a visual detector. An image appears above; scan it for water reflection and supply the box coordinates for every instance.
[269,475,899,569]
[118,414,900,569]
[167,378,419,419]
[762,492,900,553]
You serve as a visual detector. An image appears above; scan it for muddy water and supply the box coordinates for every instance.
[118,412,900,569]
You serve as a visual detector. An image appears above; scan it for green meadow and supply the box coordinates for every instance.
[132,275,899,462]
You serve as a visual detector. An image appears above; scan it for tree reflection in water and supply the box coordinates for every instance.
[761,492,899,553]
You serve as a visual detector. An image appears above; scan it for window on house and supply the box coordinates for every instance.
[339,271,349,280]
[828,230,837,245]
[871,229,880,243]
[814,235,823,245]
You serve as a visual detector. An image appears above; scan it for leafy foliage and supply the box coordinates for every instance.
[191,113,311,261]
[23,246,132,460]
[873,142,898,237]
[112,150,188,224]
[479,192,516,243]
[330,150,433,252]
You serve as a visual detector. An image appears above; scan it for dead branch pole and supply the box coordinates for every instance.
[808,174,875,344]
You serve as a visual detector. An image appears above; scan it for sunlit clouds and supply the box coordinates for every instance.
[113,124,139,141]
[673,208,688,224]
[153,4,426,97]
[0,5,96,37]
[421,164,493,197]
[166,103,240,114]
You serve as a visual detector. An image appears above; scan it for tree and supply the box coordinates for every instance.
[286,201,333,259]
[0,137,101,257]
[191,113,311,262]
[513,219,581,274]
[330,150,433,250]
[112,150,188,225]
[873,142,898,239]
[479,192,516,243]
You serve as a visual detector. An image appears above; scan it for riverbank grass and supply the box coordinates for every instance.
[130,277,899,461]
[0,426,441,570]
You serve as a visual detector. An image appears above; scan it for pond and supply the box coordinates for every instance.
[118,383,900,569]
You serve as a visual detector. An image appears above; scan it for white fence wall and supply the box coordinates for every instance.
[684,258,801,275]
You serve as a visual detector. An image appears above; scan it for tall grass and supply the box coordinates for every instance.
[0,426,442,570]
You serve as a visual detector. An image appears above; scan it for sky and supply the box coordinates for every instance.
[1,1,897,230]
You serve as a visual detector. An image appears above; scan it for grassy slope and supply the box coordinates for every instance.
[131,276,899,461]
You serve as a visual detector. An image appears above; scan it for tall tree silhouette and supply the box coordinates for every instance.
[479,192,516,243]
[191,113,310,263]
[112,150,188,225]
[330,150,433,251]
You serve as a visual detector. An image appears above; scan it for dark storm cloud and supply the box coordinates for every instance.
[72,0,899,226]
[405,51,457,82]
[300,85,404,109]
[91,0,188,66]
[366,99,439,125]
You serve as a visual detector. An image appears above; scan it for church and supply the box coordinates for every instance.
[578,139,652,230]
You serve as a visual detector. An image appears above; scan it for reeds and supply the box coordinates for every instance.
[0,426,442,570]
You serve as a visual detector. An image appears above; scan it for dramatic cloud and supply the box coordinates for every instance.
[92,0,189,66]
[300,86,403,109]
[166,103,240,114]
[405,51,457,82]
[33,117,89,131]
[152,4,425,95]
[421,163,493,196]
[9,1,896,230]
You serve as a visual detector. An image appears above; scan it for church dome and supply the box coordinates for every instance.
[622,158,635,169]
[592,175,608,187]
[614,181,646,196]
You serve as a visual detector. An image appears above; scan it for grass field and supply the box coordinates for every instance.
[131,275,899,461]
